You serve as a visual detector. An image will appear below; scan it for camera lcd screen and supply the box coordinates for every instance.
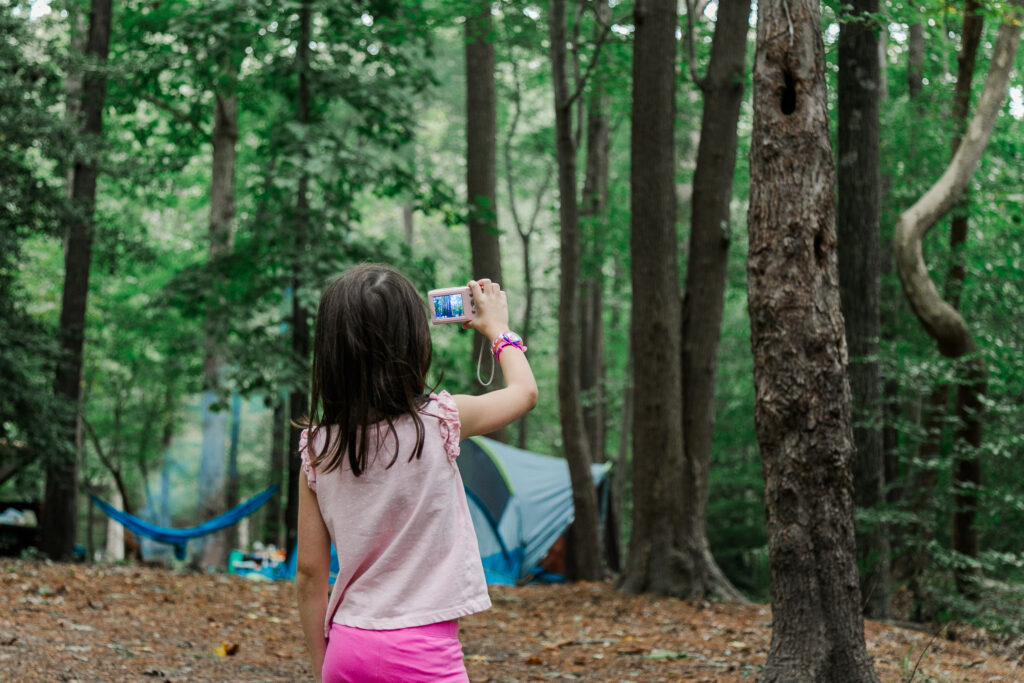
[432,293,465,320]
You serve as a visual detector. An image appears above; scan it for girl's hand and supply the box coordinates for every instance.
[463,278,508,340]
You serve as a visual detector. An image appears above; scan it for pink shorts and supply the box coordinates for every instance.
[322,620,469,683]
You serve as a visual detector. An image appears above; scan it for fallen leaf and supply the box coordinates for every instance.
[214,642,240,657]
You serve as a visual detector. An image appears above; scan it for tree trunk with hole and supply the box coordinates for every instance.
[678,0,750,602]
[620,0,687,596]
[837,0,890,619]
[548,0,603,581]
[43,0,113,561]
[895,1,1023,599]
[747,1,880,679]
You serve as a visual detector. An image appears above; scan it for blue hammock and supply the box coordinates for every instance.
[91,484,279,560]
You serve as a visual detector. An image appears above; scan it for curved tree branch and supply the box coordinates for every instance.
[893,9,1022,357]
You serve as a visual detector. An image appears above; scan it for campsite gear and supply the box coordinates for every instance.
[0,501,40,556]
[91,484,279,560]
[457,436,612,585]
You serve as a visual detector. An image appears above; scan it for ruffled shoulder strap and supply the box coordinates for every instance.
[429,391,461,464]
[298,428,317,492]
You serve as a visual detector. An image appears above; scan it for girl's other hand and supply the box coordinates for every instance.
[463,278,508,340]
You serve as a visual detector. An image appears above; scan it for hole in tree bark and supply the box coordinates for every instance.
[780,70,797,115]
[814,230,827,264]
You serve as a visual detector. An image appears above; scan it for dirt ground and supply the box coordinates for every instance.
[1,559,1021,682]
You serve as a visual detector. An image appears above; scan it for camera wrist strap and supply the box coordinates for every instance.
[476,340,495,387]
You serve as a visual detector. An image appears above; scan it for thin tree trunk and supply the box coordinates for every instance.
[747,1,880,679]
[894,1,1022,598]
[465,0,506,420]
[945,2,984,595]
[678,0,750,603]
[613,339,633,568]
[285,0,313,560]
[579,276,605,462]
[198,91,238,569]
[503,56,553,451]
[549,0,603,581]
[224,393,242,552]
[579,0,611,465]
[620,0,686,596]
[402,204,414,247]
[908,17,924,100]
[265,397,286,547]
[837,0,890,619]
[43,0,113,561]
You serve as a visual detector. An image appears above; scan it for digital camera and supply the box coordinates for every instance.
[427,286,477,325]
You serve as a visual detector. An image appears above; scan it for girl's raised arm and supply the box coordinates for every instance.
[451,279,538,438]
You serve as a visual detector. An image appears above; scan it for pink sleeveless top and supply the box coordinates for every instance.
[299,391,490,635]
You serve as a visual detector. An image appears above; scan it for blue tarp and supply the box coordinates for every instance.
[91,485,279,560]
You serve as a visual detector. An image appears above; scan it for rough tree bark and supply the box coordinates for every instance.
[677,0,750,602]
[548,0,603,581]
[894,2,1022,597]
[43,0,113,561]
[746,1,881,680]
[620,0,686,596]
[837,0,890,618]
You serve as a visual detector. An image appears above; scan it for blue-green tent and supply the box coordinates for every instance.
[457,437,612,585]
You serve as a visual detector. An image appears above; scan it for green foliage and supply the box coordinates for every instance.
[0,3,74,486]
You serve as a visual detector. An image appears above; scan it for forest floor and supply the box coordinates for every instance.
[1,559,1021,682]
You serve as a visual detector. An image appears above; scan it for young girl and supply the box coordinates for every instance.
[295,264,537,682]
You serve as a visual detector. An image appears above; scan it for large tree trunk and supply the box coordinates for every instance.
[43,0,113,561]
[285,0,313,561]
[620,0,686,596]
[837,0,890,619]
[894,2,1022,597]
[548,0,603,581]
[678,0,750,602]
[465,0,506,417]
[747,1,880,680]
[198,92,238,569]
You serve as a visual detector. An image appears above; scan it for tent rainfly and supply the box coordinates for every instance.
[457,436,612,585]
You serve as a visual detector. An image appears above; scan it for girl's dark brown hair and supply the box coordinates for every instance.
[305,264,432,476]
